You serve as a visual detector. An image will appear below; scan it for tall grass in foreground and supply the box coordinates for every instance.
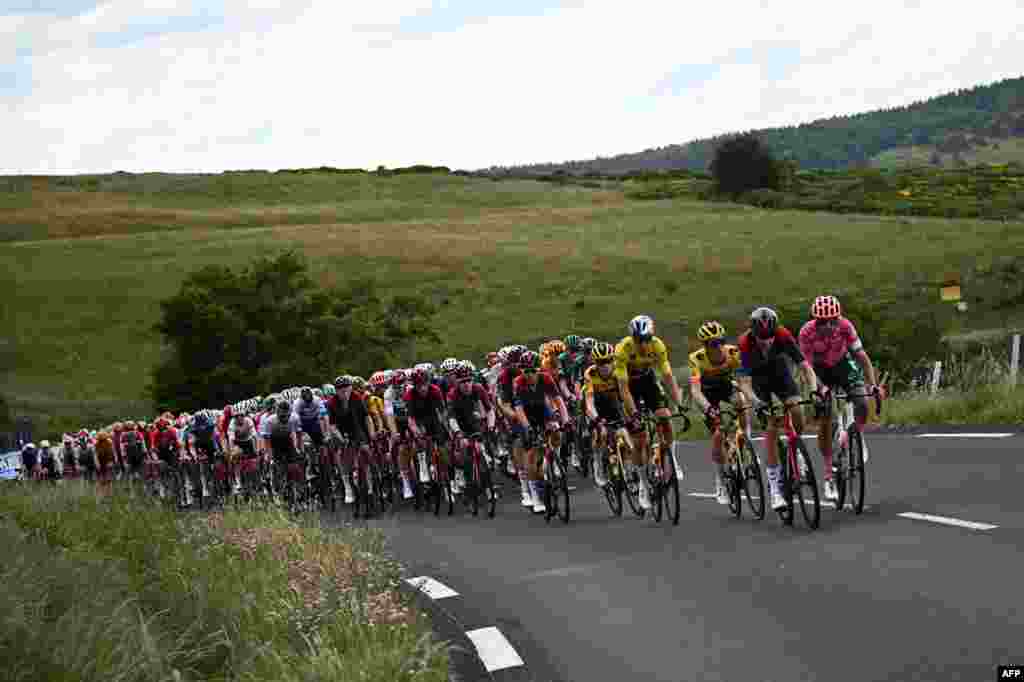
[0,486,447,682]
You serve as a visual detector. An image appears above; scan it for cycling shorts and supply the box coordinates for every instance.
[701,380,735,408]
[750,356,800,404]
[592,392,624,423]
[300,419,325,448]
[813,353,865,392]
[629,372,666,412]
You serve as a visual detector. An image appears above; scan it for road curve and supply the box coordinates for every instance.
[347,432,1024,681]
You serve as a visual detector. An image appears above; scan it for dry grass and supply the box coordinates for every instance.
[213,519,414,625]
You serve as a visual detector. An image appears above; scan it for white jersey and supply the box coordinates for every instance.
[292,397,325,423]
[259,413,301,439]
[229,416,256,442]
[383,385,409,418]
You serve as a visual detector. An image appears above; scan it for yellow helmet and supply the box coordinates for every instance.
[549,340,567,355]
[697,321,726,342]
[592,341,615,362]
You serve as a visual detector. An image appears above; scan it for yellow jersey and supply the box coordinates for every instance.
[613,336,671,382]
[367,395,384,417]
[687,345,741,386]
[583,364,621,399]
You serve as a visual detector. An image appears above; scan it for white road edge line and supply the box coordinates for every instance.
[897,512,999,531]
[405,576,459,600]
[749,435,818,441]
[915,433,1013,438]
[465,626,525,672]
[687,492,868,511]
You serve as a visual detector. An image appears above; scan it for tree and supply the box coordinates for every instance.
[709,133,781,195]
[150,251,440,412]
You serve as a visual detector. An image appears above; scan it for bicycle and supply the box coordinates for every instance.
[411,433,453,517]
[534,426,570,524]
[712,404,765,520]
[590,417,625,517]
[823,388,882,515]
[640,410,690,525]
[460,432,497,518]
[756,398,820,530]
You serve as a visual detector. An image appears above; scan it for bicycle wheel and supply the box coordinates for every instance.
[664,455,681,526]
[792,438,820,530]
[470,457,482,517]
[619,441,644,518]
[544,458,555,524]
[726,456,743,518]
[555,460,571,524]
[481,463,497,518]
[651,464,664,523]
[776,437,795,526]
[603,451,624,517]
[848,427,866,514]
[575,419,591,478]
[740,439,766,520]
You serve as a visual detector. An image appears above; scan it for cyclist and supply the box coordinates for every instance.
[614,315,685,511]
[497,345,532,507]
[798,295,885,501]
[446,363,496,494]
[293,386,329,473]
[326,375,375,503]
[404,367,450,482]
[737,306,820,511]
[512,350,570,513]
[259,399,304,492]
[583,341,631,489]
[120,420,147,483]
[20,442,40,481]
[384,369,418,499]
[152,417,186,502]
[689,321,746,504]
[228,410,260,491]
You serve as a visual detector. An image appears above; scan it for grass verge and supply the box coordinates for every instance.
[879,383,1024,425]
[0,485,447,682]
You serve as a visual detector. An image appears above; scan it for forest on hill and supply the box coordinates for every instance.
[489,76,1024,175]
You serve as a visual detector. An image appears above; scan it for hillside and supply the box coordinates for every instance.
[490,76,1024,175]
[4,170,1024,436]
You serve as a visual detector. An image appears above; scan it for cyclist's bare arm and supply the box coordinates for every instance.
[853,349,879,388]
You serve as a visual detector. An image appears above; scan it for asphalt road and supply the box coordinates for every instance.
[352,432,1024,681]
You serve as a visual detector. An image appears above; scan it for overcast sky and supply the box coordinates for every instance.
[3,1,1022,174]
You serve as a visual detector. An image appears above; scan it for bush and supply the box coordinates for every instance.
[739,188,785,208]
[150,252,440,412]
[709,133,782,195]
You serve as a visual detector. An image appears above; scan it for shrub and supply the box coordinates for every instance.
[709,133,781,195]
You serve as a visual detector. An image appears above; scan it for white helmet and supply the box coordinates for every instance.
[629,314,655,341]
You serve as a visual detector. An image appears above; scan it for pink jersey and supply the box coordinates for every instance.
[798,317,864,369]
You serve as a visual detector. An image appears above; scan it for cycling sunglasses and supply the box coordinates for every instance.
[706,339,724,348]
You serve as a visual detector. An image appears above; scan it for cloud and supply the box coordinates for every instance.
[1,0,1022,173]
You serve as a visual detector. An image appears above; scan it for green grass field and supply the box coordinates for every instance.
[5,170,1024,431]
[871,137,1024,169]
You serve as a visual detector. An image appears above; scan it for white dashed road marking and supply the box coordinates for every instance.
[405,576,459,600]
[466,626,526,672]
[749,435,818,441]
[897,512,999,531]
[915,433,1014,438]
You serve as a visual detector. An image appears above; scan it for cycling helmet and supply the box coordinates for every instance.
[411,367,430,386]
[276,399,291,415]
[370,372,389,389]
[262,395,276,411]
[440,358,460,375]
[390,369,408,387]
[113,422,123,432]
[22,442,36,453]
[750,307,779,339]
[454,364,473,381]
[629,314,655,341]
[156,418,170,430]
[223,404,233,418]
[581,337,597,352]
[460,359,476,372]
[352,376,368,391]
[486,351,499,367]
[697,320,727,342]
[40,439,51,449]
[549,340,567,355]
[175,415,188,429]
[193,412,211,429]
[300,386,314,401]
[811,295,842,320]
[334,375,353,388]
[565,334,582,351]
[519,350,541,370]
[506,346,525,366]
[313,388,324,400]
[592,341,615,362]
[497,347,511,364]
[321,383,336,397]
